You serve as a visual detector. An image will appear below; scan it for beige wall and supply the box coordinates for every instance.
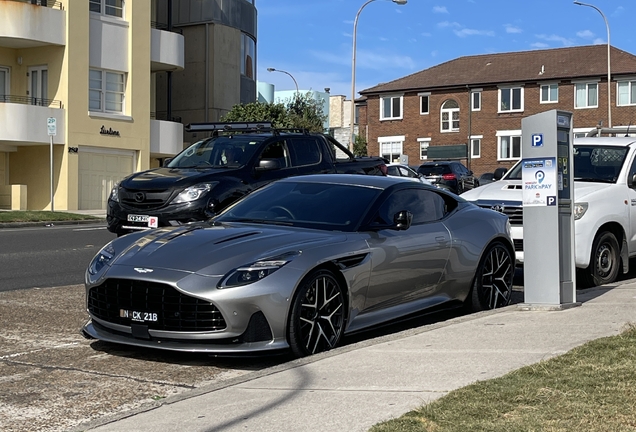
[9,145,63,210]
[0,153,6,185]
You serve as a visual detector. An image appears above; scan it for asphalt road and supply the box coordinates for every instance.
[0,223,115,292]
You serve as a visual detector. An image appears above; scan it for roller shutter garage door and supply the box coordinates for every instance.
[79,147,135,210]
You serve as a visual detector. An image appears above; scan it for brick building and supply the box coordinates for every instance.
[357,45,636,177]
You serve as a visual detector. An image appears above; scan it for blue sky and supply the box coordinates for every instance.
[256,0,634,99]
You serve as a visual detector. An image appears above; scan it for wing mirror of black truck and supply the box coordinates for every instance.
[493,167,508,181]
[162,157,173,167]
[255,158,281,171]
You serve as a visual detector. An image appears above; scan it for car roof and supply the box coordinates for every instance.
[574,136,636,147]
[277,174,420,189]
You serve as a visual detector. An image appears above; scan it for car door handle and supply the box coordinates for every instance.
[435,236,448,244]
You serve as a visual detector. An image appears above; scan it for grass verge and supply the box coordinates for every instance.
[370,325,636,432]
[0,211,100,223]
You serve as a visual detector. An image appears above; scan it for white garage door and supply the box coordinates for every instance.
[79,147,135,210]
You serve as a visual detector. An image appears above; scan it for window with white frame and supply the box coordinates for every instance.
[617,80,636,106]
[0,66,9,98]
[380,95,402,120]
[379,136,404,163]
[540,83,558,103]
[440,99,459,132]
[497,130,522,160]
[470,135,482,158]
[471,90,481,111]
[575,82,598,108]
[418,138,430,160]
[419,92,430,115]
[499,86,523,112]
[89,69,125,114]
[90,0,124,18]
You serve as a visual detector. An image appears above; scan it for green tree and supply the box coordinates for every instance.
[221,91,327,133]
[353,135,368,156]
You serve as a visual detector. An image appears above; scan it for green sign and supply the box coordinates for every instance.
[427,144,467,160]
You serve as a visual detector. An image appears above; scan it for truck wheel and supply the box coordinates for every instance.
[582,231,620,287]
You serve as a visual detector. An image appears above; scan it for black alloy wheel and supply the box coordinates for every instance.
[582,231,620,288]
[469,241,514,311]
[288,269,345,357]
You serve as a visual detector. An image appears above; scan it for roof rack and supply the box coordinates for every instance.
[185,122,273,133]
[585,126,636,137]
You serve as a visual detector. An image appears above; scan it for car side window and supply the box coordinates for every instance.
[290,137,322,167]
[259,140,290,168]
[375,189,447,226]
[387,166,400,176]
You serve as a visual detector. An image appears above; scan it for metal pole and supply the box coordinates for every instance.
[574,1,611,127]
[267,68,299,97]
[50,134,54,212]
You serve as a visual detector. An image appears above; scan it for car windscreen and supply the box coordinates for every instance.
[573,145,628,183]
[215,181,383,232]
[167,136,265,168]
[418,165,451,175]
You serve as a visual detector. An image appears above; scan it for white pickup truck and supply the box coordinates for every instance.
[461,129,636,287]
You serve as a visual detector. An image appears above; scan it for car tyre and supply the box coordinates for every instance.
[467,241,514,312]
[582,231,620,288]
[288,269,345,357]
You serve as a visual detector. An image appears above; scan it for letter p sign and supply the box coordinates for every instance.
[532,134,544,147]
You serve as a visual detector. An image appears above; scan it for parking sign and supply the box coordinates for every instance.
[47,117,57,136]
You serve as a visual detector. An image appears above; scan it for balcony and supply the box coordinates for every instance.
[0,96,65,150]
[0,0,66,48]
[150,113,183,157]
[150,25,184,72]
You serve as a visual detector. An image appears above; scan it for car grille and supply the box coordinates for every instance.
[88,279,227,332]
[120,188,173,210]
[513,239,523,252]
[476,204,523,225]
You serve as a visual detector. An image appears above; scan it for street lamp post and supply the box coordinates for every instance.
[574,1,612,128]
[349,0,407,152]
[267,67,299,97]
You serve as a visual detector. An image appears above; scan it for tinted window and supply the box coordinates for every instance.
[418,164,452,175]
[259,141,290,168]
[216,181,382,231]
[291,138,321,166]
[375,189,447,225]
[167,136,262,168]
[387,166,400,176]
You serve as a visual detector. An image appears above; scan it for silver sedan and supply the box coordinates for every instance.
[82,175,514,357]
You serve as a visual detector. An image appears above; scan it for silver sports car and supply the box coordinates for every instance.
[82,174,514,357]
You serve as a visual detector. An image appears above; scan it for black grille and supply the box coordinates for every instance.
[513,239,523,252]
[120,188,173,210]
[88,279,226,332]
[477,205,523,225]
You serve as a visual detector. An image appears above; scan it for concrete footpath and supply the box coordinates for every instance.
[76,281,636,432]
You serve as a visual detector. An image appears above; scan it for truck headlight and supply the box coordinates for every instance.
[219,252,301,288]
[88,243,116,275]
[573,202,588,220]
[172,182,217,204]
[109,182,120,202]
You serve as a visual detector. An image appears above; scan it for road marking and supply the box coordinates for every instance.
[0,342,79,360]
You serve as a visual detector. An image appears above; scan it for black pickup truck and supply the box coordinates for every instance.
[106,122,388,236]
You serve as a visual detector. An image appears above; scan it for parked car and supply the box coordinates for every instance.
[478,167,508,186]
[106,122,388,236]
[461,129,636,287]
[83,174,514,357]
[417,161,479,194]
[386,163,432,185]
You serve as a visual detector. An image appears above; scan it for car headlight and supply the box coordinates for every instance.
[88,243,116,275]
[109,182,120,202]
[573,202,588,220]
[219,252,300,289]
[172,183,217,204]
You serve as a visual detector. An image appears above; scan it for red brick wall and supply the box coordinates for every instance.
[364,80,636,177]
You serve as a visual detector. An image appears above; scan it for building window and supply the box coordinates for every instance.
[0,66,9,98]
[471,91,481,111]
[540,83,558,103]
[241,34,255,80]
[90,0,124,18]
[380,95,402,120]
[470,135,482,158]
[379,136,404,163]
[617,80,636,106]
[418,138,430,160]
[440,99,459,132]
[354,105,360,125]
[497,131,522,160]
[499,87,523,112]
[89,69,125,114]
[575,82,598,108]
[419,93,430,115]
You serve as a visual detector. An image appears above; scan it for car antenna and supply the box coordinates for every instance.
[625,122,632,137]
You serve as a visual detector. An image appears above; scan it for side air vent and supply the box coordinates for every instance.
[333,254,368,269]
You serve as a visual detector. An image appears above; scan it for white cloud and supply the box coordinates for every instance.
[433,6,449,13]
[576,30,595,39]
[454,28,495,37]
[438,21,461,28]
[531,42,549,48]
[505,24,522,34]
[593,38,606,45]
[535,34,575,46]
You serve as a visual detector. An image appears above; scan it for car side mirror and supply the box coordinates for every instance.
[493,167,507,180]
[393,210,413,231]
[255,158,281,171]
[163,157,173,167]
[629,173,636,188]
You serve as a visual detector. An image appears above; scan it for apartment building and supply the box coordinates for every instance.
[0,0,257,211]
[358,45,636,176]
